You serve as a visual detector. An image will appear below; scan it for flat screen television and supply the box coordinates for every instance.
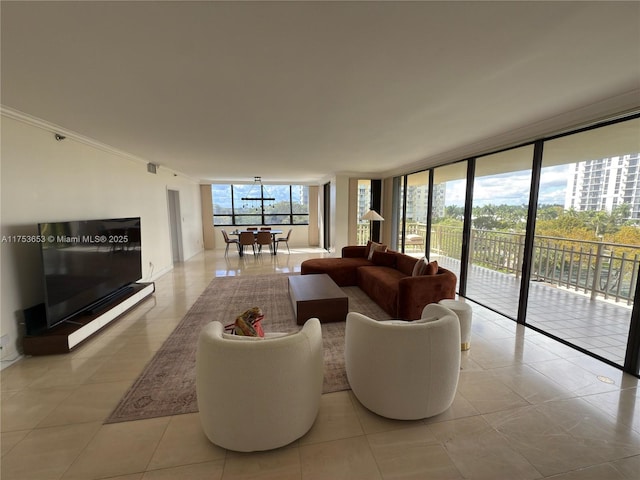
[37,217,142,329]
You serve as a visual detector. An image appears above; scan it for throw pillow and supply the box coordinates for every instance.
[411,257,428,276]
[425,260,439,275]
[364,240,374,259]
[372,250,397,268]
[367,241,387,260]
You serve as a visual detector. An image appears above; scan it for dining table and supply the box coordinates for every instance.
[230,229,283,256]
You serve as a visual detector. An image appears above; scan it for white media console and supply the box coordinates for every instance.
[23,282,155,355]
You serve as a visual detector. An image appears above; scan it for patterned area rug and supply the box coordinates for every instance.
[105,273,391,424]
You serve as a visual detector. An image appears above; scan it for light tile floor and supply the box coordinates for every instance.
[436,257,634,366]
[2,248,639,479]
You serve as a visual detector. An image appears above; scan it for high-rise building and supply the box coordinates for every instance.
[357,180,371,222]
[403,183,446,223]
[565,153,640,222]
[431,183,446,219]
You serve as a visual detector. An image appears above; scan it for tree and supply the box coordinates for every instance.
[444,205,464,220]
[587,211,610,237]
[537,204,564,221]
[536,214,597,241]
[473,216,504,231]
[612,226,640,247]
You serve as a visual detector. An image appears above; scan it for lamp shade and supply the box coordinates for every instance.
[362,209,384,221]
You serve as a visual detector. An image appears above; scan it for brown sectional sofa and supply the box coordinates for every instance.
[300,244,457,320]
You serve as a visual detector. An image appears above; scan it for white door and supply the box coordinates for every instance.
[167,189,183,263]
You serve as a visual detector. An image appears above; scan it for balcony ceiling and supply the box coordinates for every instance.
[1,1,639,183]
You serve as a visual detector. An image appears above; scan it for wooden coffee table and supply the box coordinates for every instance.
[288,274,348,325]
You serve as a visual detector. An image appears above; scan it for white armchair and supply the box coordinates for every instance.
[345,304,460,420]
[196,318,323,452]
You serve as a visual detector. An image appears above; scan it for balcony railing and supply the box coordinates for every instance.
[356,223,370,246]
[403,224,639,305]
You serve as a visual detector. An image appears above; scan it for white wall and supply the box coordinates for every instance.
[0,115,203,361]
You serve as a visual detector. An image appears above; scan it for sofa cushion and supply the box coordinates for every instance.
[301,257,372,286]
[425,260,439,276]
[397,269,457,320]
[365,241,387,260]
[396,253,419,276]
[372,250,397,268]
[342,245,367,258]
[412,257,428,276]
[357,266,405,316]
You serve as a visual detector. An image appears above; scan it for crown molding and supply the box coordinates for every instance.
[1,106,196,182]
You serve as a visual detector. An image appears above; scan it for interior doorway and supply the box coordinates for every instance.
[167,189,183,263]
[323,182,331,251]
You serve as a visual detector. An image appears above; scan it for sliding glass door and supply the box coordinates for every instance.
[527,118,640,367]
[357,179,372,244]
[390,114,639,375]
[392,176,406,251]
[402,171,430,256]
[465,146,534,319]
[430,162,467,288]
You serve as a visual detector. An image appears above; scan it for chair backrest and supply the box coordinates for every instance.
[221,229,230,242]
[277,229,292,241]
[256,231,272,245]
[239,231,255,245]
[247,227,258,230]
[196,318,323,452]
[345,304,460,420]
[260,227,272,230]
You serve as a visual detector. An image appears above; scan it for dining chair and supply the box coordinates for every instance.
[255,230,273,254]
[275,228,292,253]
[221,229,240,257]
[247,227,258,231]
[238,231,257,256]
[260,227,272,230]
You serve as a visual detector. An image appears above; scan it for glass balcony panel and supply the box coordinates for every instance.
[528,118,640,369]
[464,145,534,319]
[430,162,467,288]
[402,170,429,255]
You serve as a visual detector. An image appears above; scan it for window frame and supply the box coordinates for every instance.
[212,184,309,226]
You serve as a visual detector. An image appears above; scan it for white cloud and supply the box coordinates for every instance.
[442,164,570,207]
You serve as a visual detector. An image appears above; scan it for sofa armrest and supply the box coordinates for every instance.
[342,245,367,258]
[396,269,457,320]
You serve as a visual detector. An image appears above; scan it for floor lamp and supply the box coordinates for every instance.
[362,209,384,242]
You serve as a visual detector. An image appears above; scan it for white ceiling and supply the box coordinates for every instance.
[2,1,639,184]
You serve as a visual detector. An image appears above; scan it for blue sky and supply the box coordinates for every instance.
[445,165,570,207]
